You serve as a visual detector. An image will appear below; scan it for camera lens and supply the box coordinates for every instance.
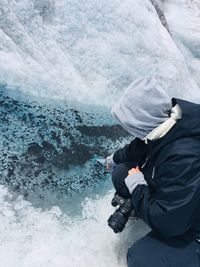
[108,211,129,233]
[107,198,132,233]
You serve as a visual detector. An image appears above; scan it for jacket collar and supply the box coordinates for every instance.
[144,104,182,143]
[146,98,200,158]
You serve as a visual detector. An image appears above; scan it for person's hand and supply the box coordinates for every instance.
[106,154,116,171]
[128,166,140,176]
[125,166,147,194]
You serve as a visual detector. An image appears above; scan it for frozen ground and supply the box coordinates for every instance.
[0,0,200,267]
[0,185,149,267]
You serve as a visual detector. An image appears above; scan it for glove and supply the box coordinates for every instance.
[106,154,116,171]
[125,166,147,194]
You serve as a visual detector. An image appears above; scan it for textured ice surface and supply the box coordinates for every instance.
[0,86,133,266]
[1,0,200,267]
[0,88,130,203]
[163,0,200,89]
[0,0,200,107]
[0,185,149,267]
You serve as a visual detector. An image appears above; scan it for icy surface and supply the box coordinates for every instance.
[163,0,200,89]
[1,0,200,267]
[0,185,149,267]
[0,90,130,202]
[0,0,200,107]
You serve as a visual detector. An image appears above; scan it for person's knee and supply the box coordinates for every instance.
[127,234,165,267]
[111,163,132,198]
[112,163,126,184]
[127,240,146,267]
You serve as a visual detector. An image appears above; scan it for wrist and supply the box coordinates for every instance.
[125,172,147,194]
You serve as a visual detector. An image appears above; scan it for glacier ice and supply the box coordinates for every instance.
[162,0,200,89]
[0,0,200,108]
[0,185,150,267]
[1,0,200,267]
[0,89,130,202]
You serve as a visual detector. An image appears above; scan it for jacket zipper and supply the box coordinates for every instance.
[141,156,149,169]
[152,167,156,179]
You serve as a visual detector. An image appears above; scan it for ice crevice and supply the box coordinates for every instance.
[150,0,170,33]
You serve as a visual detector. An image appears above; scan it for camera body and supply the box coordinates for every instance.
[107,193,135,233]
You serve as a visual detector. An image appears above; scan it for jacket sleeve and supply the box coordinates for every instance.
[113,137,147,164]
[131,153,200,239]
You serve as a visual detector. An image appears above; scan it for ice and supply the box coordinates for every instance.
[162,0,200,88]
[1,0,200,267]
[0,0,199,108]
[0,185,149,267]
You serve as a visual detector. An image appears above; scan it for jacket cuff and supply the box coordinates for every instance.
[125,172,147,194]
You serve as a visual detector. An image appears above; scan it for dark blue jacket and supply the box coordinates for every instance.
[113,98,200,239]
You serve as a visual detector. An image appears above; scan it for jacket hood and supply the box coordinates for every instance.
[148,98,200,156]
[111,77,172,139]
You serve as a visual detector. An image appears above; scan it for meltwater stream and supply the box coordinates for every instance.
[1,0,200,266]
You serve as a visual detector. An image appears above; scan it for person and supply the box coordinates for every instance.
[106,77,200,267]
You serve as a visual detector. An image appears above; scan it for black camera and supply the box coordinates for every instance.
[107,193,134,233]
